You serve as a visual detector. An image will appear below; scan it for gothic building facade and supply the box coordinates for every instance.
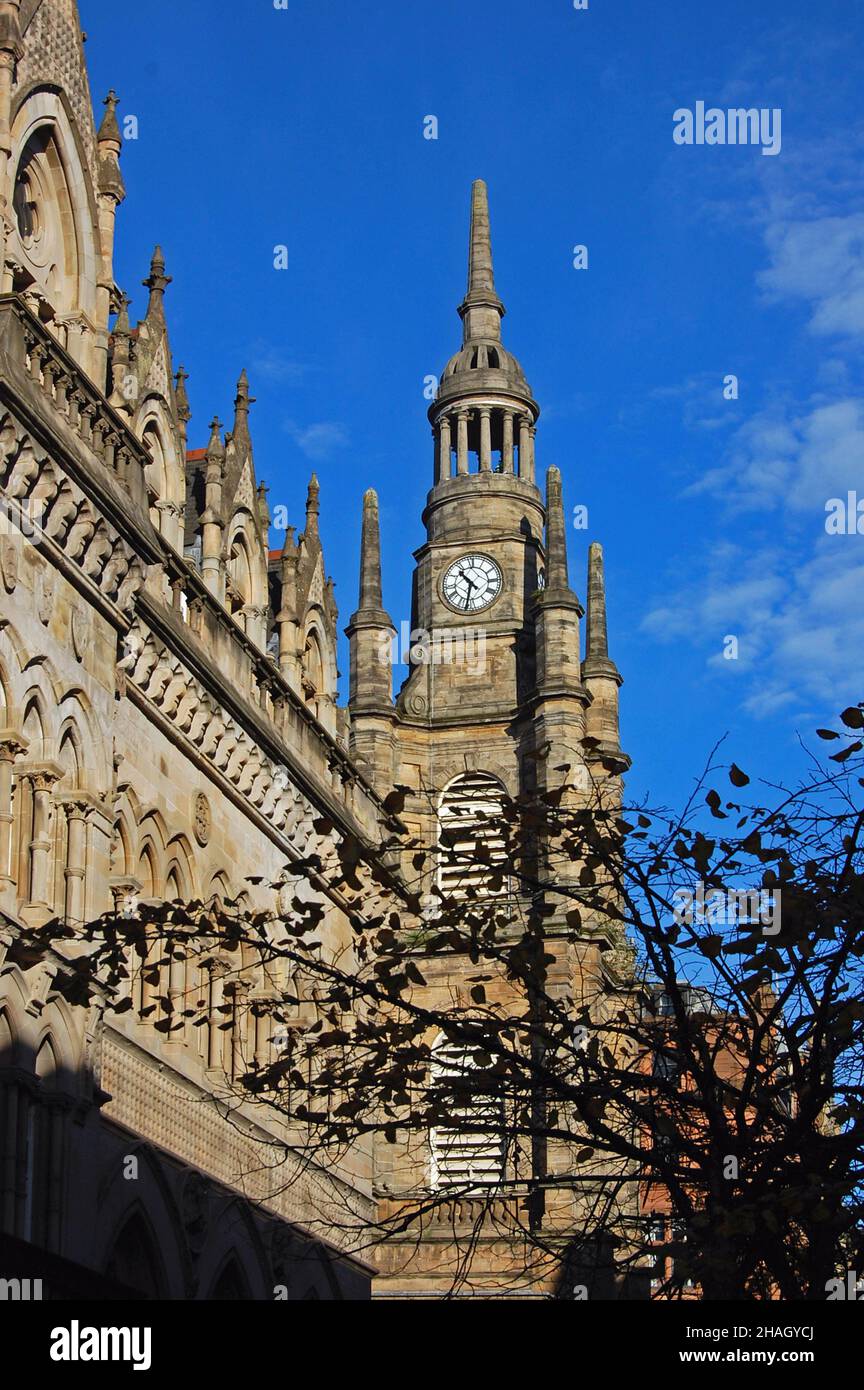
[0,0,629,1300]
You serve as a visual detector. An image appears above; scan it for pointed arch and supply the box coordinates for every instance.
[208,1255,252,1301]
[0,1008,15,1064]
[104,1208,169,1299]
[137,398,184,548]
[8,87,101,366]
[96,1148,190,1299]
[165,832,197,900]
[56,722,81,790]
[34,1035,58,1086]
[136,842,158,899]
[197,1196,270,1300]
[0,616,31,685]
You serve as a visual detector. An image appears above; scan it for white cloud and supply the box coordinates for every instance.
[758,213,864,338]
[642,540,864,720]
[284,420,349,460]
[684,397,864,514]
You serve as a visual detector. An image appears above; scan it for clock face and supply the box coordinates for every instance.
[441,554,503,614]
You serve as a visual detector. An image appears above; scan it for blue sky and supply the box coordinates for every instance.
[80,0,864,810]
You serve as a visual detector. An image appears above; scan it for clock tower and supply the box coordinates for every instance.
[347,180,631,1297]
[347,177,626,815]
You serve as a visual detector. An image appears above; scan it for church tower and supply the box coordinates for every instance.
[350,182,631,1297]
[348,178,626,866]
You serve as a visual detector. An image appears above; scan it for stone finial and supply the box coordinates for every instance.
[586,542,609,662]
[346,486,395,718]
[358,488,383,611]
[583,540,621,686]
[97,89,122,146]
[257,481,270,530]
[96,89,126,201]
[305,474,320,536]
[545,466,571,593]
[174,366,191,423]
[113,291,132,340]
[143,245,171,317]
[205,416,225,469]
[232,369,254,450]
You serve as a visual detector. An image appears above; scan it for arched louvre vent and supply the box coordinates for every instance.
[437,772,508,901]
[430,1038,506,1189]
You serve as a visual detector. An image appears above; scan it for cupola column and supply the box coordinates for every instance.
[526,424,537,485]
[456,409,470,475]
[518,415,531,480]
[479,408,492,472]
[437,414,451,484]
[501,410,514,474]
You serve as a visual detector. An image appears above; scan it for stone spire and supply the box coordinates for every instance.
[533,466,585,698]
[305,474,320,540]
[358,488,384,610]
[585,542,610,664]
[173,366,190,449]
[206,415,225,467]
[544,466,573,597]
[458,178,505,344]
[97,88,122,145]
[257,481,270,531]
[583,542,626,766]
[96,89,125,201]
[232,369,254,452]
[143,245,171,319]
[431,181,537,477]
[346,489,395,736]
[174,366,191,425]
[201,417,225,598]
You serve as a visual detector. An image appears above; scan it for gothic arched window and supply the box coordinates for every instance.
[227,529,254,619]
[142,423,167,530]
[106,1213,167,1298]
[11,127,78,320]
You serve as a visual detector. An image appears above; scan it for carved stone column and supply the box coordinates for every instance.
[0,3,23,274]
[502,409,514,474]
[518,415,531,481]
[436,414,451,484]
[244,604,269,653]
[456,409,469,475]
[0,730,28,906]
[478,408,492,472]
[60,796,94,925]
[19,762,63,926]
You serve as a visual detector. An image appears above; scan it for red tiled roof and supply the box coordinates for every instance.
[186,448,207,461]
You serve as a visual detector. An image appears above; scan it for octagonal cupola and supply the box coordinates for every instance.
[430,180,539,486]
